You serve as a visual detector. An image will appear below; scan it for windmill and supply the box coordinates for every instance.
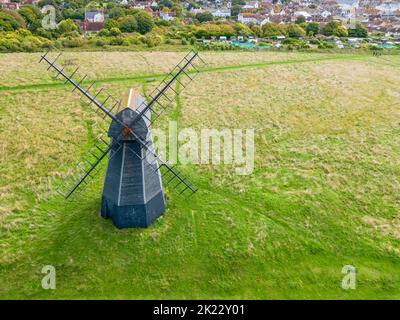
[39,49,206,228]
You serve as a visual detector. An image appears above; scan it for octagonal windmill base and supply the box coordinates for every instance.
[101,192,165,229]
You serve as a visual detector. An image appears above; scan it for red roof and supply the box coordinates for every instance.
[79,21,104,32]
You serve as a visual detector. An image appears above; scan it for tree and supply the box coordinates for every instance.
[231,0,245,5]
[109,27,121,36]
[18,5,41,31]
[231,5,241,17]
[322,20,348,37]
[250,24,262,37]
[158,0,173,8]
[0,11,22,31]
[288,23,305,38]
[57,18,78,35]
[233,22,252,36]
[196,11,213,23]
[118,15,137,33]
[348,22,368,38]
[334,25,348,37]
[306,22,319,36]
[104,19,119,30]
[172,3,182,18]
[62,8,84,20]
[262,23,288,37]
[38,0,59,7]
[2,9,26,29]
[108,7,126,20]
[134,11,154,34]
[295,15,305,24]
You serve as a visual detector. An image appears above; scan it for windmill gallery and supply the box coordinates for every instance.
[39,49,206,229]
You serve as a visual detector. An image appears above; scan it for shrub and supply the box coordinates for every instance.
[322,20,348,37]
[135,11,154,34]
[0,11,23,31]
[118,15,137,33]
[98,28,110,37]
[288,23,305,38]
[95,38,107,47]
[61,36,83,48]
[262,23,288,37]
[109,36,124,46]
[109,27,121,37]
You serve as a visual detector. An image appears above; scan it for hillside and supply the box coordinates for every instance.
[0,51,400,299]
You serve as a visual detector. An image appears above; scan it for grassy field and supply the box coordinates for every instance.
[0,50,400,299]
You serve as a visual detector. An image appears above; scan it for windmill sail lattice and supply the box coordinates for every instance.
[57,136,121,200]
[135,50,206,127]
[39,49,205,228]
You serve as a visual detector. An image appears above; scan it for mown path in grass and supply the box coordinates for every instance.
[0,53,370,92]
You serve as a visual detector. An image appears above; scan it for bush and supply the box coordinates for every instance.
[118,15,137,33]
[0,11,23,31]
[95,38,107,47]
[0,36,21,51]
[348,22,368,38]
[35,27,52,39]
[109,27,121,37]
[306,22,320,36]
[287,23,305,38]
[61,36,83,48]
[322,20,348,37]
[57,19,79,35]
[262,23,288,38]
[98,28,110,37]
[135,11,154,34]
[109,36,124,46]
[145,33,163,47]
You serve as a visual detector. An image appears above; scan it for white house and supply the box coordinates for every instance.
[294,11,312,19]
[85,11,105,23]
[238,13,258,25]
[190,8,204,15]
[260,17,270,26]
[160,12,174,21]
[242,1,259,10]
[321,10,331,19]
[210,9,231,18]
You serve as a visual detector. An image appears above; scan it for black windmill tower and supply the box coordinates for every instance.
[39,49,206,228]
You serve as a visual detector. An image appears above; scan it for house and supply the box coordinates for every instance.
[0,2,19,9]
[238,12,258,25]
[190,8,204,15]
[242,1,259,10]
[78,21,104,33]
[294,11,312,21]
[85,11,105,23]
[132,1,154,10]
[160,12,175,21]
[210,9,231,18]
[348,38,360,48]
[21,0,39,5]
[321,10,332,19]
[260,17,270,26]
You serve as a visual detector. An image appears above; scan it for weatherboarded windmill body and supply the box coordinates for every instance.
[39,50,205,228]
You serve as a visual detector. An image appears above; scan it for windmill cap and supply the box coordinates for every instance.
[108,88,150,141]
[108,108,148,141]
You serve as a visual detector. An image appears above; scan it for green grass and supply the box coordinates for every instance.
[0,51,400,299]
